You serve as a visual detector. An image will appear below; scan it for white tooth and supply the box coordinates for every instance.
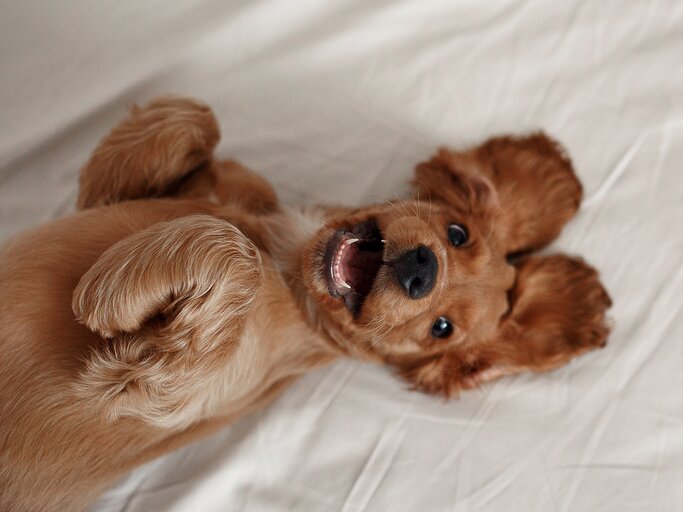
[341,281,351,289]
[380,239,387,243]
[346,238,359,244]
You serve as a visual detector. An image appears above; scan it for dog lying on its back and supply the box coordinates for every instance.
[0,97,611,511]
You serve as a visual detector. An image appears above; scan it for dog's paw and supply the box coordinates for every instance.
[78,96,220,209]
[72,216,263,340]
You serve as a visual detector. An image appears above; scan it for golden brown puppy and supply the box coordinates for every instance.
[0,97,611,511]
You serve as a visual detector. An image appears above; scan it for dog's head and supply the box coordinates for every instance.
[302,151,518,363]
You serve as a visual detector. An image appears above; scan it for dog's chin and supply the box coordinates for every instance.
[320,218,385,316]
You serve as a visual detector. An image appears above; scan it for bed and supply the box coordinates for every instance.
[1,1,682,510]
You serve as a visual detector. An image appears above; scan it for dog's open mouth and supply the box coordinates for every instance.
[324,218,385,314]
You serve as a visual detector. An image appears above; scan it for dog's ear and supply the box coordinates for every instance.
[414,148,500,217]
[399,254,611,397]
[72,215,262,428]
[413,132,582,255]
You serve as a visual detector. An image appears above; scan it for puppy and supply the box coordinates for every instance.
[0,97,611,511]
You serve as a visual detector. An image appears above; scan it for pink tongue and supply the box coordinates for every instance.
[341,243,383,296]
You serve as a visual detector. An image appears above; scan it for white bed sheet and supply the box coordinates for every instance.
[1,1,682,510]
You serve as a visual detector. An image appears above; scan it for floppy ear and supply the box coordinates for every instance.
[413,132,582,255]
[414,149,500,218]
[72,215,262,428]
[399,254,611,397]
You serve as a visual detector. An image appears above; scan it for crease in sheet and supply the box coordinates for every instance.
[582,118,683,209]
[339,417,406,512]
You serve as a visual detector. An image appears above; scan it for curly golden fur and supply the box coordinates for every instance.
[0,97,611,511]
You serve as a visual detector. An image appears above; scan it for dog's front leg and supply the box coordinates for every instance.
[72,215,263,428]
[398,255,611,397]
[77,95,282,215]
[77,97,221,209]
[210,159,280,214]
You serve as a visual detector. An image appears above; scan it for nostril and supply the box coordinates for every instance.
[416,245,429,264]
[410,277,423,296]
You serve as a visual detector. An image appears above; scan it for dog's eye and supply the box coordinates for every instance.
[431,316,453,338]
[448,223,468,247]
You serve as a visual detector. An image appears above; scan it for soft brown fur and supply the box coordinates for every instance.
[0,97,611,511]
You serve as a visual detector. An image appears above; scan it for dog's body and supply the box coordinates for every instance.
[0,98,611,511]
[0,199,337,511]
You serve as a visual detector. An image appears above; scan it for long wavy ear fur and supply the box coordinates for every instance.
[414,132,582,255]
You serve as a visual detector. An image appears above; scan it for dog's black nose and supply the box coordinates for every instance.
[394,245,438,299]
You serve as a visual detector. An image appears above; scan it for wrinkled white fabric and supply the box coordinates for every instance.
[1,1,682,510]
